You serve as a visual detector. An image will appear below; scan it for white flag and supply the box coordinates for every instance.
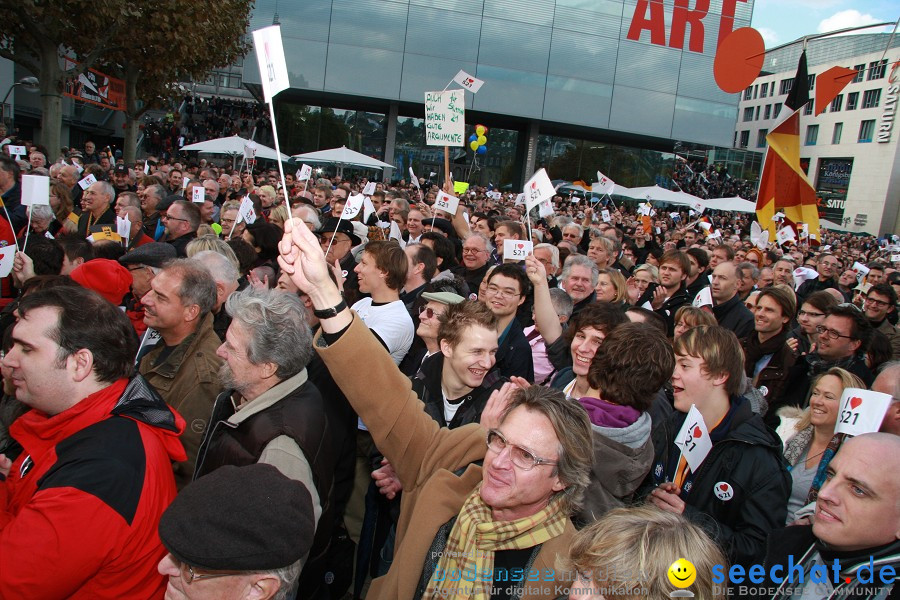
[409,167,420,188]
[243,141,258,159]
[252,25,291,102]
[388,220,406,247]
[434,190,460,215]
[673,405,713,473]
[594,170,615,195]
[363,196,377,223]
[238,196,257,225]
[341,194,364,220]
[7,145,26,157]
[0,246,16,277]
[692,286,713,308]
[690,201,705,214]
[538,199,554,218]
[297,164,313,181]
[78,173,97,190]
[143,161,151,175]
[523,168,555,211]
[776,226,796,246]
[504,239,532,261]
[116,216,132,241]
[601,209,611,223]
[362,181,377,196]
[21,175,50,206]
[452,69,484,93]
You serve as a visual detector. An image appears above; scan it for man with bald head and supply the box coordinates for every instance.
[760,433,900,599]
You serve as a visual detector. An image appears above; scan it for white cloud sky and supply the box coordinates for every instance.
[817,9,891,34]
[757,27,779,45]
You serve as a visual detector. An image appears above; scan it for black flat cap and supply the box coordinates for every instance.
[316,217,362,246]
[426,217,454,237]
[118,242,176,268]
[159,464,315,571]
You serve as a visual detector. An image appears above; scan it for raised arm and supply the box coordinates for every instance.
[525,254,562,344]
[278,219,485,488]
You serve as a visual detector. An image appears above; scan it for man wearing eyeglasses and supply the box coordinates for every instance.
[864,283,900,358]
[797,253,841,302]
[163,200,200,257]
[483,264,535,381]
[275,218,592,599]
[455,232,494,292]
[77,181,117,238]
[781,304,874,413]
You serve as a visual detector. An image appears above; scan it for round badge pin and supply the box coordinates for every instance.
[714,481,734,501]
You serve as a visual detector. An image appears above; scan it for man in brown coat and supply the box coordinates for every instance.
[139,259,222,488]
[277,218,593,600]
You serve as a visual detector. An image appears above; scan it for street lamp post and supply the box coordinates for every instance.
[0,76,40,130]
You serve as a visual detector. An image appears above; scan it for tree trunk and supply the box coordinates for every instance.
[38,47,63,157]
[123,68,140,163]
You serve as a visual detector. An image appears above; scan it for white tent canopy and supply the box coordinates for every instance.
[291,146,394,171]
[180,135,290,162]
[617,185,704,206]
[698,196,757,213]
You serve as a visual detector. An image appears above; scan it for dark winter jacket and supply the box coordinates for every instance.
[411,352,506,429]
[713,293,755,339]
[638,396,791,569]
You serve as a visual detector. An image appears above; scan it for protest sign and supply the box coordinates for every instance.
[835,388,892,436]
[452,70,484,93]
[362,181,377,196]
[504,239,532,262]
[78,174,97,190]
[191,187,205,203]
[425,90,465,146]
[594,171,615,195]
[341,194,364,219]
[297,164,313,181]
[434,190,460,215]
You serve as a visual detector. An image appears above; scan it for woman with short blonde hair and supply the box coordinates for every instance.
[561,505,726,599]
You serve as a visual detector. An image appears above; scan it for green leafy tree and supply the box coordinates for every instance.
[105,0,254,162]
[0,0,139,156]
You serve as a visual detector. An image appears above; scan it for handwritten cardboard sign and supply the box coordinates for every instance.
[425,90,465,147]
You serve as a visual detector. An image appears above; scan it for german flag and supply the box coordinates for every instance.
[756,50,820,241]
[755,109,820,238]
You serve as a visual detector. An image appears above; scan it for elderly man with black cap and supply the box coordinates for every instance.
[158,463,315,600]
[119,242,177,339]
[315,217,362,306]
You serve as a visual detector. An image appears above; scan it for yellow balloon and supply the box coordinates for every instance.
[477,135,487,145]
[476,125,486,136]
[470,140,480,151]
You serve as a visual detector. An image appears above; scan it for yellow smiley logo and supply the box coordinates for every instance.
[667,558,696,589]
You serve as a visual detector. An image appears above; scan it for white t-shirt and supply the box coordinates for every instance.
[351,298,414,365]
[352,298,415,431]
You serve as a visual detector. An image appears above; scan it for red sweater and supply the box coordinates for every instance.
[0,377,186,599]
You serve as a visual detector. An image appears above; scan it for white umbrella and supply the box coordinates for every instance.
[291,146,394,174]
[181,135,290,163]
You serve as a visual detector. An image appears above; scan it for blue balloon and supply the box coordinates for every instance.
[469,134,478,142]
[476,145,487,155]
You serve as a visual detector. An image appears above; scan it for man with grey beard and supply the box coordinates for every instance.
[193,286,346,600]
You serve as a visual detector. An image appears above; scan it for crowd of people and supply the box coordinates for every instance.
[0,136,898,600]
[670,158,758,201]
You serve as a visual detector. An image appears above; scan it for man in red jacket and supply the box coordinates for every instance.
[0,286,186,599]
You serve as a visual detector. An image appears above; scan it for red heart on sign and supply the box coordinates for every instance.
[692,426,702,438]
[517,243,524,249]
[849,397,862,409]
[718,483,728,492]
[531,182,537,190]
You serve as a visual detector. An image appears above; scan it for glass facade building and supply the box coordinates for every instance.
[243,0,754,186]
